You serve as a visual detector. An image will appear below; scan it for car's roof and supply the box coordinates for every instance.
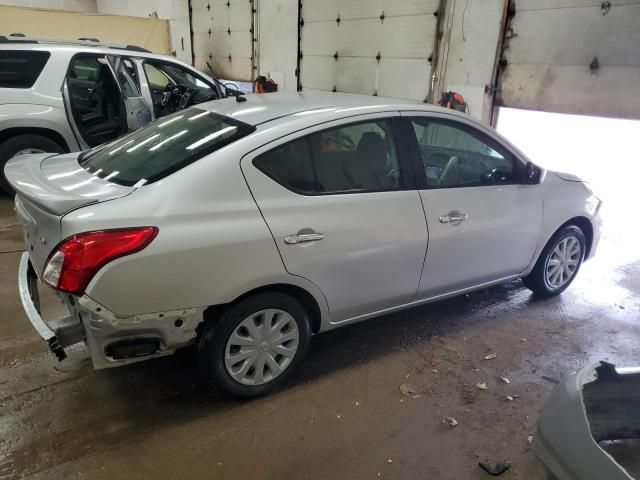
[0,37,173,62]
[198,92,454,126]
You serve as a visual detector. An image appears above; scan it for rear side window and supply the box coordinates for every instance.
[254,119,401,195]
[79,108,255,186]
[0,50,50,88]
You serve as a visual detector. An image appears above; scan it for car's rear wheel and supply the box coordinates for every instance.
[199,292,311,398]
[523,225,586,297]
[0,134,65,195]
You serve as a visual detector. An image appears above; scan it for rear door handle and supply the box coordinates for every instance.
[439,212,468,224]
[284,232,325,245]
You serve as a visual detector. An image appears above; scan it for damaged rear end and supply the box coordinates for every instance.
[6,151,138,361]
[534,361,640,480]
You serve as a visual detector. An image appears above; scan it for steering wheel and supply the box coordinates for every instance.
[160,83,175,107]
[439,155,460,186]
[177,87,195,110]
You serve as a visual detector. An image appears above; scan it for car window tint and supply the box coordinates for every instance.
[0,50,50,88]
[410,118,516,188]
[79,108,255,186]
[254,120,401,195]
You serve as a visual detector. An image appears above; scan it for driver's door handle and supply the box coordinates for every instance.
[439,212,468,224]
[284,232,325,245]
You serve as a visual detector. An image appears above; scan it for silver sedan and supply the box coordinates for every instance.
[6,92,602,397]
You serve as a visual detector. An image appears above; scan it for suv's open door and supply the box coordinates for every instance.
[107,55,152,131]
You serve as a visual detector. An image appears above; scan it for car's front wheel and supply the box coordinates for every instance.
[199,292,311,398]
[523,225,586,297]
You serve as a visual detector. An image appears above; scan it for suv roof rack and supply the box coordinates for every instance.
[0,35,151,53]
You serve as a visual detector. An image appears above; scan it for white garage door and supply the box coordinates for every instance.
[498,0,640,120]
[299,0,439,101]
[190,0,255,81]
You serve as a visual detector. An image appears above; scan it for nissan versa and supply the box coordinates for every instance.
[7,92,602,397]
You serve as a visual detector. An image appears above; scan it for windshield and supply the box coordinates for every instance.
[79,108,255,186]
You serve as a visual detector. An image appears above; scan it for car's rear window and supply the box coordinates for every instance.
[0,50,51,88]
[79,108,255,186]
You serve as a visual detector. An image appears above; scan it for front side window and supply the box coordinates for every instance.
[79,108,255,186]
[254,119,401,194]
[410,118,518,188]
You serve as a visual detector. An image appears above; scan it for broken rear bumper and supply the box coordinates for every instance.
[18,252,83,361]
[533,362,638,480]
[18,252,204,369]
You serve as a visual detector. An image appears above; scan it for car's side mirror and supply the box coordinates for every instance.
[524,161,541,184]
[481,168,510,185]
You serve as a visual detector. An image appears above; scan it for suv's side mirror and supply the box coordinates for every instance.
[525,161,541,184]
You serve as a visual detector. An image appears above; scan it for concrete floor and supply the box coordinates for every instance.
[0,189,638,480]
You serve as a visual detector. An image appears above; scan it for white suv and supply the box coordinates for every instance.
[0,35,233,193]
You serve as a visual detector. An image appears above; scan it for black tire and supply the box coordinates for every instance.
[523,225,586,297]
[199,292,311,398]
[0,134,65,195]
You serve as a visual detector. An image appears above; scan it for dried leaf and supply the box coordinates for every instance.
[484,352,497,360]
[445,417,459,427]
[477,382,488,390]
[431,359,443,366]
[399,383,416,396]
[500,376,511,384]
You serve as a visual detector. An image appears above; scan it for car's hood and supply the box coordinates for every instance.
[553,170,585,183]
[4,152,134,215]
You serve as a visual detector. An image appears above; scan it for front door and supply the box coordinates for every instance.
[404,115,543,297]
[241,115,428,323]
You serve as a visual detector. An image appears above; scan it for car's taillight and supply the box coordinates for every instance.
[43,227,158,295]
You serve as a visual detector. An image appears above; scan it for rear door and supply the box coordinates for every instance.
[403,114,543,297]
[107,55,153,130]
[241,114,428,323]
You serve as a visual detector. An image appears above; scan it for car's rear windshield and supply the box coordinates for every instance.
[0,50,51,88]
[79,108,255,186]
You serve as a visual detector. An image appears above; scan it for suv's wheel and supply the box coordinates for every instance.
[523,225,586,297]
[0,134,65,194]
[199,292,311,398]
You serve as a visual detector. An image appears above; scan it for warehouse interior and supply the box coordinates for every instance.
[1,0,639,479]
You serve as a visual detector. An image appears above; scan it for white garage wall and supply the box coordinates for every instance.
[190,0,254,81]
[95,0,192,64]
[435,0,504,122]
[0,0,96,12]
[498,0,640,120]
[257,0,298,92]
[299,0,439,101]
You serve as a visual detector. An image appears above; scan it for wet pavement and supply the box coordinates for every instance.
[0,192,638,480]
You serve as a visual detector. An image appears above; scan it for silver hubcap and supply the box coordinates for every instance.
[545,235,581,289]
[13,148,46,157]
[225,309,299,386]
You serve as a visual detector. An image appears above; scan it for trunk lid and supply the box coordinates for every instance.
[6,152,134,275]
